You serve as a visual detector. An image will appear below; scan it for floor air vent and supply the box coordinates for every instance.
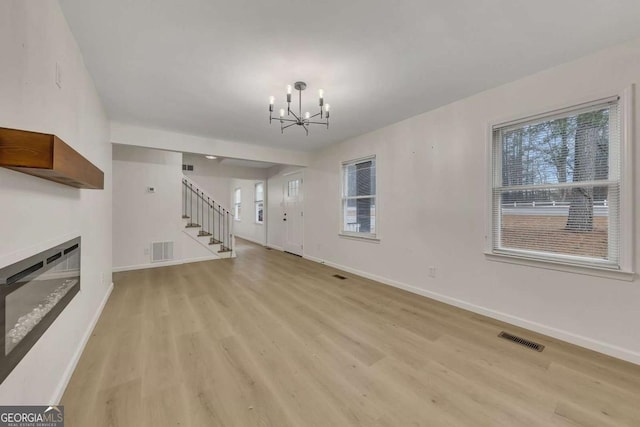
[332,274,347,280]
[498,331,544,352]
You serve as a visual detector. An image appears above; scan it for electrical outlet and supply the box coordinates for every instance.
[428,266,436,278]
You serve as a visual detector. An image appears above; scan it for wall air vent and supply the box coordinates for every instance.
[498,331,545,352]
[151,241,174,263]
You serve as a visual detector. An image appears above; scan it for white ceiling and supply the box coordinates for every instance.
[59,0,640,151]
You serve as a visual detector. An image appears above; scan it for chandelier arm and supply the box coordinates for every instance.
[309,112,322,119]
[307,121,330,125]
[278,118,298,123]
[282,122,297,130]
[288,109,301,121]
[302,123,309,136]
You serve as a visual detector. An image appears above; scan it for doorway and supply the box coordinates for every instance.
[283,172,304,255]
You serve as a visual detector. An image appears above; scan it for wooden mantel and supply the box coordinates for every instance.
[0,127,104,189]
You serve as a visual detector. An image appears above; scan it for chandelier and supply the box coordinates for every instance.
[268,81,330,135]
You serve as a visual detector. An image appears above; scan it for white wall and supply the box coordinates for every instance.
[112,145,213,271]
[0,1,112,404]
[302,38,640,364]
[230,179,267,245]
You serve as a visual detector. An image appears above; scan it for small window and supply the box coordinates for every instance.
[255,182,264,224]
[341,156,377,238]
[234,188,241,221]
[489,97,628,271]
[287,179,300,197]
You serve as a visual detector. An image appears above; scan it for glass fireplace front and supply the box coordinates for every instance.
[0,237,80,383]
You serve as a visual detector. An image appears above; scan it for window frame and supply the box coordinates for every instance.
[255,182,264,224]
[339,155,379,241]
[233,187,242,221]
[485,87,634,281]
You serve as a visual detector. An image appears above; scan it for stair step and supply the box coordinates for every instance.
[182,215,190,219]
[198,231,212,237]
[218,247,232,253]
[209,239,222,245]
[185,223,201,228]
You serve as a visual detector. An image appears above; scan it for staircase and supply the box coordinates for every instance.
[182,176,235,259]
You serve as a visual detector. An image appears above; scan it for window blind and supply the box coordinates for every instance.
[492,100,620,268]
[342,157,377,236]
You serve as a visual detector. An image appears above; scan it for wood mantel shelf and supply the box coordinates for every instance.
[0,127,104,189]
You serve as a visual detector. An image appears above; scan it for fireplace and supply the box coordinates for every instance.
[0,237,80,383]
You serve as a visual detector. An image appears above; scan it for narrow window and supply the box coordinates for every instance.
[234,188,241,221]
[341,156,377,238]
[255,182,264,224]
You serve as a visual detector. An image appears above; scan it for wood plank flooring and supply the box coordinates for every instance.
[61,239,640,426]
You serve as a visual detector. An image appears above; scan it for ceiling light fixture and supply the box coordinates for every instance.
[205,155,217,159]
[269,81,330,136]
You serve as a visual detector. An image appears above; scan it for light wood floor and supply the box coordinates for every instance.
[62,239,640,426]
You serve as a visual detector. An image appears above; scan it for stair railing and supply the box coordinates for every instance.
[182,177,233,254]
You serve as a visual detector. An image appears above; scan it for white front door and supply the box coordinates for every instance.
[283,173,304,255]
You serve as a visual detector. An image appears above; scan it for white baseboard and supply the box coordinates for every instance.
[303,254,640,365]
[113,259,182,272]
[235,234,266,246]
[112,255,220,273]
[266,244,284,252]
[52,282,114,404]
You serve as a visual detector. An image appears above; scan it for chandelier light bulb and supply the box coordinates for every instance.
[279,108,285,117]
[325,104,330,112]
[269,96,274,105]
[305,112,310,120]
[287,85,292,95]
[318,89,324,98]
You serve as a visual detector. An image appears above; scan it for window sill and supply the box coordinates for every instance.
[339,232,380,243]
[485,252,635,282]
[255,222,264,225]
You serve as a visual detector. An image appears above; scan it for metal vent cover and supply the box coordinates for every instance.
[498,331,545,352]
[151,241,174,262]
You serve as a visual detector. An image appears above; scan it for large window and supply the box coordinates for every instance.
[255,182,264,224]
[489,97,628,271]
[341,156,377,238]
[233,188,241,221]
